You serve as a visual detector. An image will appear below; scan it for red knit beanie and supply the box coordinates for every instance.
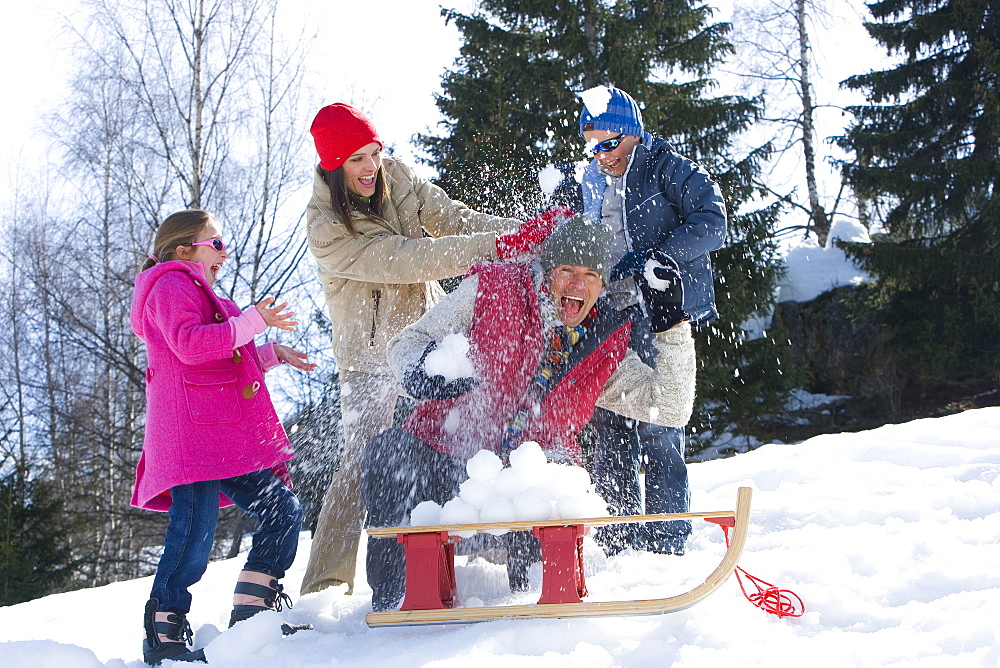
[310,103,383,171]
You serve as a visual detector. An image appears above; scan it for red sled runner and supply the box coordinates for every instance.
[366,487,783,627]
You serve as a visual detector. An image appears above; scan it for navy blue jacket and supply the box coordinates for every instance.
[581,136,727,325]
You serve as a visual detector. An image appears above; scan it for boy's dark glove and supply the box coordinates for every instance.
[402,341,480,400]
[610,249,645,282]
[634,249,688,333]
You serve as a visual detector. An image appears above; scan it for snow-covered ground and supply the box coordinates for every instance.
[2,407,998,667]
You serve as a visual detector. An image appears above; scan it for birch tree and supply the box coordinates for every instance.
[728,0,847,245]
[0,0,324,588]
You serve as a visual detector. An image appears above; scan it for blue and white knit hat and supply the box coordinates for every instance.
[579,86,644,138]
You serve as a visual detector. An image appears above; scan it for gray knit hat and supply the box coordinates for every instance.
[540,214,612,284]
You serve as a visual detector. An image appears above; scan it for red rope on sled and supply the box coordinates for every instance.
[716,523,805,618]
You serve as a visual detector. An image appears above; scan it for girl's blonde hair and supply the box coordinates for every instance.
[140,209,215,273]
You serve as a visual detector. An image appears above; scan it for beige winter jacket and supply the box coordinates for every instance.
[305,158,521,372]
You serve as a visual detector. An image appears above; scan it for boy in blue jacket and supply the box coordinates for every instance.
[577,85,727,555]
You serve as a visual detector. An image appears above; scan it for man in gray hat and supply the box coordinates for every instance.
[358,214,696,612]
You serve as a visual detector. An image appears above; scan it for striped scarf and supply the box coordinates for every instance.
[499,315,592,458]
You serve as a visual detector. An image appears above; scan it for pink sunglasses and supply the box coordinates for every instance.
[183,238,226,253]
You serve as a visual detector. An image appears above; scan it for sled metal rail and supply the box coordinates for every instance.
[366,486,752,626]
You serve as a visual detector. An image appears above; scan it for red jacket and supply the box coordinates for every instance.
[403,263,631,464]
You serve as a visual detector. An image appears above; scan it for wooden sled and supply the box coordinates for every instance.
[365,486,752,627]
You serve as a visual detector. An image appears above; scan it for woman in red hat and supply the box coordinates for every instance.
[300,103,569,598]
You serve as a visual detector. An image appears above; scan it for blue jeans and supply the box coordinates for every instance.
[150,469,302,613]
[590,407,691,554]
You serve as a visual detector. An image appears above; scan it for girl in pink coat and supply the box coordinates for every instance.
[132,209,315,664]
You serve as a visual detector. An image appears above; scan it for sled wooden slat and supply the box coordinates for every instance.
[366,486,752,627]
[367,509,737,538]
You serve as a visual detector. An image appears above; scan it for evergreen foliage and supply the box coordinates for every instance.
[838,0,1000,382]
[416,0,793,453]
[0,472,74,605]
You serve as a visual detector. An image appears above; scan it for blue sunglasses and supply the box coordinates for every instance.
[590,134,626,155]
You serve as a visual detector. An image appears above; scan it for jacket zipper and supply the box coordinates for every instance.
[369,289,381,346]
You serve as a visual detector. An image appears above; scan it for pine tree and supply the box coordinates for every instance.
[838,0,1000,383]
[417,0,792,451]
[0,472,75,605]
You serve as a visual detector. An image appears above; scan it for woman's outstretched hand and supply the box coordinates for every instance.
[274,344,317,371]
[495,206,574,260]
[255,297,298,331]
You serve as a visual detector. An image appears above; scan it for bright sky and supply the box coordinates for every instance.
[0,0,477,189]
[1,1,884,201]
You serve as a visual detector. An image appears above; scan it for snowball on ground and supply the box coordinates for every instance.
[204,610,283,663]
[424,333,476,381]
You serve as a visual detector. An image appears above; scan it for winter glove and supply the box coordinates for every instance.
[610,249,645,282]
[635,249,689,333]
[402,341,480,401]
[496,206,573,260]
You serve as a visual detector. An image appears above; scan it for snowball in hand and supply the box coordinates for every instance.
[424,333,475,382]
[643,257,675,291]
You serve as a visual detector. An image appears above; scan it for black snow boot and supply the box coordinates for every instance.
[142,598,207,665]
[228,570,313,635]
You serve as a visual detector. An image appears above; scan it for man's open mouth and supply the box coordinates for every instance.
[560,295,585,318]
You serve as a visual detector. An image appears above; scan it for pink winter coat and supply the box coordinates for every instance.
[130,260,293,512]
